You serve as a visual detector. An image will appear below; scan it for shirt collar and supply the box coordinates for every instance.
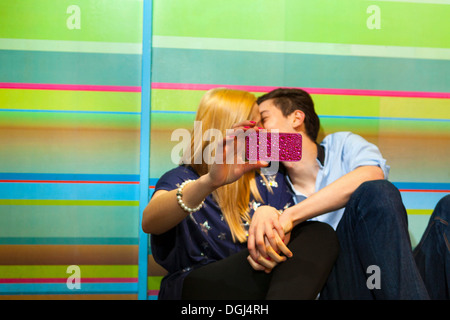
[316,143,325,167]
[283,143,325,201]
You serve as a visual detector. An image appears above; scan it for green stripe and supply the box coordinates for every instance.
[0,112,140,130]
[151,88,381,117]
[319,117,450,137]
[153,0,450,48]
[379,97,450,120]
[151,89,450,121]
[0,265,138,279]
[407,209,432,215]
[0,205,138,238]
[0,200,139,206]
[375,0,450,4]
[0,0,142,43]
[0,38,142,54]
[151,89,205,113]
[153,36,450,60]
[408,214,432,247]
[152,48,450,93]
[148,276,164,290]
[149,112,450,137]
[0,50,141,87]
[0,89,141,113]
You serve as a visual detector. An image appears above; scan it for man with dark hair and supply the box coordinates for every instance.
[256,88,320,142]
[247,88,449,299]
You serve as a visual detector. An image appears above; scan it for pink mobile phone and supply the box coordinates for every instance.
[245,131,302,162]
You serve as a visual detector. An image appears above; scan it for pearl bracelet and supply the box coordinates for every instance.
[176,179,205,214]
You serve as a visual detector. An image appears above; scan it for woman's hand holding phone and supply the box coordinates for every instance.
[205,121,268,189]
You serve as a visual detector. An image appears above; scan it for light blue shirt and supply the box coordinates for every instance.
[286,132,390,230]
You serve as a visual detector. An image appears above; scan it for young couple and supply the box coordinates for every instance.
[142,88,449,300]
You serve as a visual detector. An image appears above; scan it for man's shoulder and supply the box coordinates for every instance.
[320,132,373,156]
[320,131,354,144]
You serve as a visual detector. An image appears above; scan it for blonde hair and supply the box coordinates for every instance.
[183,88,265,243]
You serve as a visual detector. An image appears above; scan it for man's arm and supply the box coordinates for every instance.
[248,165,384,265]
[280,165,385,230]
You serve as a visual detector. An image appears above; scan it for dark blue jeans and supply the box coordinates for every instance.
[320,180,449,300]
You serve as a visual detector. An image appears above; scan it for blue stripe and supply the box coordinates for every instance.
[151,110,196,115]
[147,177,449,210]
[393,182,450,190]
[400,192,449,210]
[0,50,141,86]
[0,183,139,200]
[149,177,450,191]
[0,237,138,245]
[0,109,141,115]
[0,283,137,295]
[149,110,450,122]
[138,0,153,301]
[0,172,140,182]
[152,48,450,93]
[319,115,450,122]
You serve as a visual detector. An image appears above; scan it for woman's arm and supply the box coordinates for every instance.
[142,173,217,235]
[142,125,268,235]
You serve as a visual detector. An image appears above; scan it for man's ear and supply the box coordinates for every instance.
[291,110,305,130]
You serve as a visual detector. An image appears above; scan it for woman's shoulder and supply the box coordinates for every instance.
[255,169,285,188]
[155,165,199,191]
[255,170,293,210]
[161,165,197,178]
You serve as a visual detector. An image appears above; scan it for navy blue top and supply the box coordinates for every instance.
[151,165,293,299]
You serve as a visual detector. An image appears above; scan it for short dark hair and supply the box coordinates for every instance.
[256,88,320,142]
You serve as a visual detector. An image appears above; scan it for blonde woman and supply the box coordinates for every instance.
[142,88,338,300]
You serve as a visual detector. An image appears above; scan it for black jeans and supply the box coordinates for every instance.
[181,221,339,300]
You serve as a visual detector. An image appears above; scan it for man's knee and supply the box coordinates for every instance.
[353,180,400,202]
[344,180,406,227]
[433,194,450,222]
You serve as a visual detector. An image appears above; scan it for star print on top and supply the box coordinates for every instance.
[150,165,293,300]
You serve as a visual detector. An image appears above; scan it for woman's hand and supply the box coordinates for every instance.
[246,234,291,273]
[205,121,267,189]
[247,206,293,270]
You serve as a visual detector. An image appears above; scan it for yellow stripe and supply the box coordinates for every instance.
[0,89,140,113]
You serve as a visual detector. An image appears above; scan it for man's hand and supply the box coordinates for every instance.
[247,206,293,272]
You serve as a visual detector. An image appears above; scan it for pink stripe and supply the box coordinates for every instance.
[399,189,450,193]
[147,290,159,296]
[0,278,138,284]
[0,180,139,184]
[0,82,141,93]
[151,82,450,99]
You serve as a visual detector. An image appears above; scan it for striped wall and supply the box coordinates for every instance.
[1,0,450,300]
[0,0,148,299]
[148,0,450,247]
